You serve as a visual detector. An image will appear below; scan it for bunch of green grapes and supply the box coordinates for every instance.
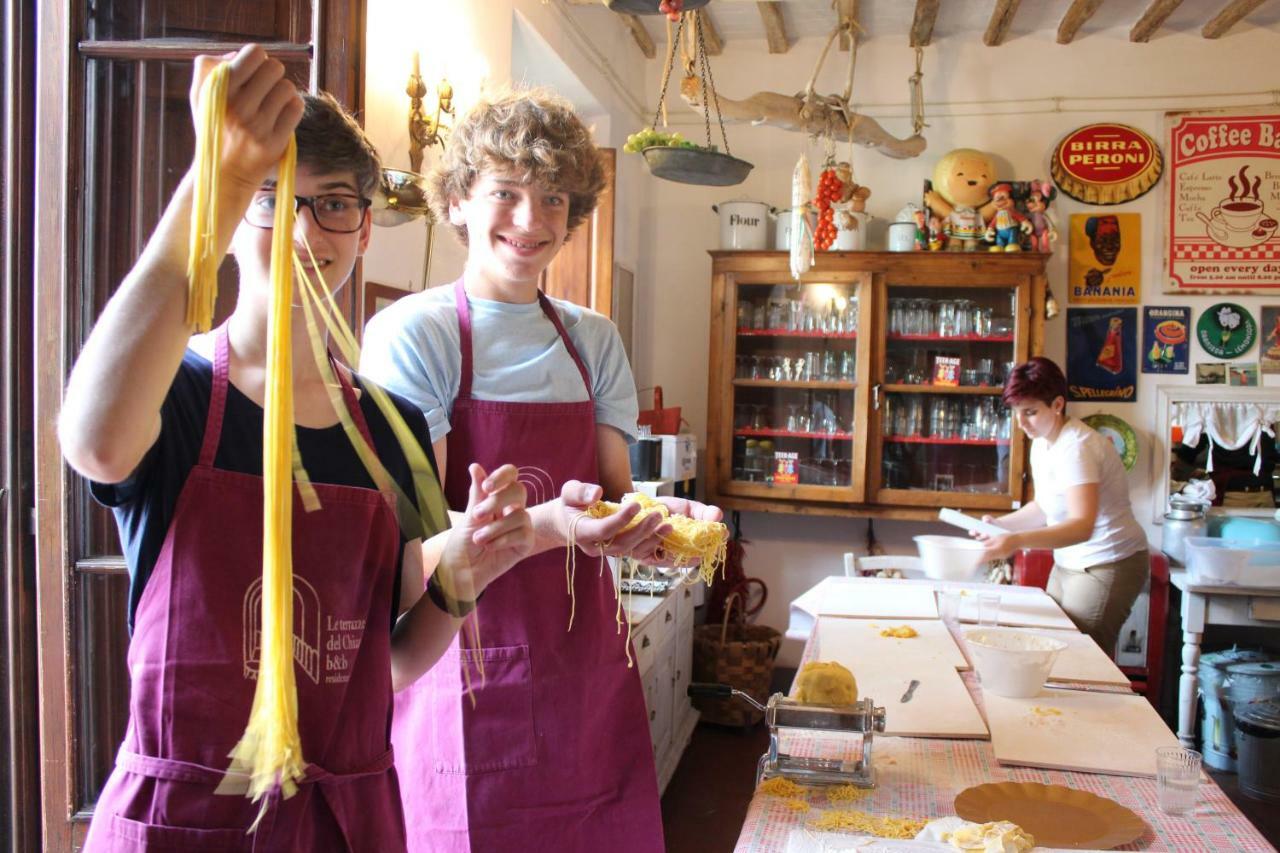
[623,127,707,153]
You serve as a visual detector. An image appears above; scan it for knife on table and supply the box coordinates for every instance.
[900,679,921,703]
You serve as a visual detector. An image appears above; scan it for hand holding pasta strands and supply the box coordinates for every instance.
[581,492,728,584]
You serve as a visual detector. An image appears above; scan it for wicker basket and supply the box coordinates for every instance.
[691,593,781,727]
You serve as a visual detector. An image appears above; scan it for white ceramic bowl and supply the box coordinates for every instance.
[914,535,988,581]
[965,629,1068,698]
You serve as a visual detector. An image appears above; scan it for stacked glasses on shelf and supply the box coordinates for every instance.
[731,283,857,487]
[881,286,1016,494]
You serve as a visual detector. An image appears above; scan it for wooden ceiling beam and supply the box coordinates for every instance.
[837,0,857,51]
[757,2,789,54]
[983,0,1022,46]
[698,10,723,56]
[1057,0,1105,44]
[620,13,655,59]
[909,0,939,47]
[1203,0,1267,38]
[1129,0,1183,42]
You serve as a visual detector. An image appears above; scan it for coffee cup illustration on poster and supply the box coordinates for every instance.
[1260,306,1280,373]
[1196,302,1256,359]
[1067,307,1138,402]
[1069,213,1141,304]
[1141,306,1190,374]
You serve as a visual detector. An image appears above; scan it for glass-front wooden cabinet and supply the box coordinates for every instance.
[707,251,1047,519]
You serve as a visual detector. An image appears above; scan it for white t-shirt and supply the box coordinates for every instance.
[1029,418,1148,569]
[359,284,639,446]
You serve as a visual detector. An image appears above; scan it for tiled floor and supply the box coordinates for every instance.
[661,668,1280,852]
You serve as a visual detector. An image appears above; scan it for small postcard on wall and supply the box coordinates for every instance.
[1196,362,1227,385]
[1141,306,1190,374]
[1067,307,1137,402]
[1069,213,1141,303]
[1229,363,1260,386]
[1261,306,1280,373]
[1164,108,1280,293]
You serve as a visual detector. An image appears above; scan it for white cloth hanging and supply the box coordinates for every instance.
[1178,400,1280,475]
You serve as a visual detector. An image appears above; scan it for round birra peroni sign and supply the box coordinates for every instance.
[1196,303,1256,359]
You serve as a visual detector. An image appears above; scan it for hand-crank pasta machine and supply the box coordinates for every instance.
[689,683,886,787]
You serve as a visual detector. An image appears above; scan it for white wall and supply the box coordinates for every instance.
[632,26,1280,665]
[361,7,1280,667]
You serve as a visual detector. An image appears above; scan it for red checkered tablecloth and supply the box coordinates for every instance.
[734,629,1275,852]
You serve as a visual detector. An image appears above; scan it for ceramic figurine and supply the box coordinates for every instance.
[984,182,1032,252]
[1025,179,1058,253]
[923,148,998,251]
[913,208,929,251]
[927,213,946,251]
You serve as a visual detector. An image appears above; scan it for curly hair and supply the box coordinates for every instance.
[1002,356,1068,408]
[428,88,606,245]
[295,92,383,199]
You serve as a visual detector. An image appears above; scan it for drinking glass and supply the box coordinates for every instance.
[1156,747,1202,816]
[938,589,963,623]
[977,592,1001,627]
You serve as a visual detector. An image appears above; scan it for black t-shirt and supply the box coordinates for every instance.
[91,349,439,633]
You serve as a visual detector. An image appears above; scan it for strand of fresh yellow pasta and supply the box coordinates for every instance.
[186,63,229,332]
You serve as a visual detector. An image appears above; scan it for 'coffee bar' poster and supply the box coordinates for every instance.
[1164,109,1280,293]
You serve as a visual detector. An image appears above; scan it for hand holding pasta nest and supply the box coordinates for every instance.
[568,492,728,585]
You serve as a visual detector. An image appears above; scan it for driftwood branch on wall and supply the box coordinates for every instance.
[679,75,927,160]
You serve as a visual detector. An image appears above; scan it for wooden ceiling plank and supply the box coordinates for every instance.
[1129,0,1184,42]
[1057,0,1105,44]
[1202,0,1267,38]
[910,0,940,48]
[699,10,723,56]
[621,13,655,60]
[983,0,1022,47]
[757,2,789,54]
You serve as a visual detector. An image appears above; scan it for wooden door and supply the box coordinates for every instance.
[32,2,365,848]
[540,148,615,316]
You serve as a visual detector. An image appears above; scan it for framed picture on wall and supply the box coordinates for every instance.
[363,281,410,331]
[612,264,636,363]
[1163,108,1280,293]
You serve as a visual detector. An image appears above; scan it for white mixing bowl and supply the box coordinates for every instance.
[965,629,1068,698]
[914,535,989,581]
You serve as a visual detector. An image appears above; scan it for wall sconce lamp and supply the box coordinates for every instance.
[407,50,454,173]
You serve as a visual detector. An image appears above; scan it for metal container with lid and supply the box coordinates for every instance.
[1162,495,1207,566]
[1234,699,1280,801]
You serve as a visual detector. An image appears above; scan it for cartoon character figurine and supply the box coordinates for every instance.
[923,148,998,251]
[913,208,929,251]
[1024,179,1058,253]
[927,213,946,251]
[984,182,1032,253]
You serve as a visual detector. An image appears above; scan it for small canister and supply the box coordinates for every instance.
[1162,495,1207,566]
[1235,699,1280,801]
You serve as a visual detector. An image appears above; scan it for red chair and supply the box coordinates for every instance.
[1012,550,1168,706]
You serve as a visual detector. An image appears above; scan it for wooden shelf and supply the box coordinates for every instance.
[882,384,1003,395]
[735,428,854,440]
[733,379,855,390]
[737,328,857,339]
[887,334,1013,343]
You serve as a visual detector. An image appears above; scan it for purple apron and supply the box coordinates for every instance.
[84,327,408,852]
[391,281,663,852]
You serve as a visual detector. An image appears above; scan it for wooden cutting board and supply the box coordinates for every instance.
[984,690,1179,777]
[813,581,939,620]
[815,617,968,671]
[800,620,987,739]
[1032,627,1133,688]
[952,588,1078,631]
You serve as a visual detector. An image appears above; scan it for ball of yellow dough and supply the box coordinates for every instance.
[794,661,859,706]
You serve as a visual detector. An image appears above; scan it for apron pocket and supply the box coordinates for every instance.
[432,643,539,775]
[106,813,256,851]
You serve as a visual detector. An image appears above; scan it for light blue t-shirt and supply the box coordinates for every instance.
[360,284,639,446]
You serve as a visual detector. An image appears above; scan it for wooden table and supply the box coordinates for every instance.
[734,577,1275,851]
[1170,570,1280,749]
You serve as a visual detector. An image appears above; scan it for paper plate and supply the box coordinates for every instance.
[1082,413,1138,471]
[954,782,1146,849]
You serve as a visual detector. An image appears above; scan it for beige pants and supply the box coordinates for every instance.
[1223,490,1275,508]
[1046,550,1150,657]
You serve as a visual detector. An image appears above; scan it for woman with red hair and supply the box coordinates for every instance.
[972,357,1148,655]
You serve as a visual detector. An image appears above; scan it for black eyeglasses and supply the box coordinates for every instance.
[244,191,372,233]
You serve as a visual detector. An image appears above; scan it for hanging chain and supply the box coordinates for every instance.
[909,46,927,135]
[651,14,686,130]
[695,12,731,155]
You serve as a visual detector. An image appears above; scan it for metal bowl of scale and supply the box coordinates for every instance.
[642,147,753,187]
